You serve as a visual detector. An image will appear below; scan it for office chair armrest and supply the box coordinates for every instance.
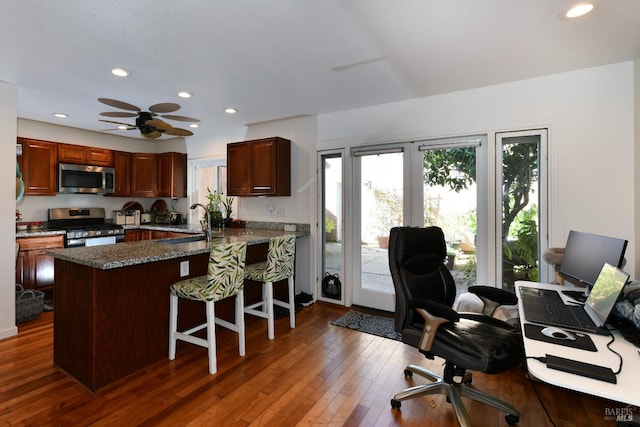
[468,286,517,317]
[410,298,459,322]
[414,307,452,352]
[468,286,517,305]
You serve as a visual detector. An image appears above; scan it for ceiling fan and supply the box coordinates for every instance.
[98,98,200,139]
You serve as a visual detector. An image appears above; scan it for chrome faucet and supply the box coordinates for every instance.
[190,203,211,241]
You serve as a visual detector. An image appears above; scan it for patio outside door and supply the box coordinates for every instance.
[352,148,406,312]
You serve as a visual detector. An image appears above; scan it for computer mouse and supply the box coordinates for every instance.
[541,326,576,341]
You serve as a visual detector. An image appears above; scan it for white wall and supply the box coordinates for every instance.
[634,58,640,277]
[317,61,636,279]
[1,81,18,339]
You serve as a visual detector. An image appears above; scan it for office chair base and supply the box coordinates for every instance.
[391,382,520,427]
[404,364,472,384]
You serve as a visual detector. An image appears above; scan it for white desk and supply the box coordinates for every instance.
[516,281,639,406]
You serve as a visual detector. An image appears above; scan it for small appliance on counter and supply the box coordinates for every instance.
[141,212,152,224]
[124,210,140,225]
[154,211,171,224]
[169,212,184,225]
[113,210,126,225]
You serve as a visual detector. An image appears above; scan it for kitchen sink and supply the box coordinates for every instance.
[159,235,207,245]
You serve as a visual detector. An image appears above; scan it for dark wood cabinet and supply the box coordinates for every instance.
[124,229,140,242]
[227,137,291,196]
[157,152,187,198]
[113,151,131,197]
[58,143,114,167]
[16,235,64,295]
[19,138,58,195]
[131,153,158,197]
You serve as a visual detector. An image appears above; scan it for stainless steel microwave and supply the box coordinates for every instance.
[58,163,115,194]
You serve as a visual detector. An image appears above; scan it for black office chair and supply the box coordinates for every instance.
[388,226,523,427]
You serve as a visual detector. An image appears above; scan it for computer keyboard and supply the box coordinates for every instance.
[542,300,589,329]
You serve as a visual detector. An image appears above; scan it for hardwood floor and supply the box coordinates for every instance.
[0,303,621,426]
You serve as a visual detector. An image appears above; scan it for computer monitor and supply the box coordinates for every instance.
[558,230,628,288]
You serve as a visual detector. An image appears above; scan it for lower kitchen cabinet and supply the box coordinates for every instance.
[124,229,141,242]
[16,235,64,296]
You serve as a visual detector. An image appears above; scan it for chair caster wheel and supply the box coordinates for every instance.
[390,399,401,409]
[403,369,413,378]
[505,414,519,425]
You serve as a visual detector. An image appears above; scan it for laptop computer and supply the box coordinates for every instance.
[520,262,629,335]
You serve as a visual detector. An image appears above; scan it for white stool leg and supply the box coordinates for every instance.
[288,276,295,329]
[236,290,246,356]
[266,281,274,340]
[205,300,217,374]
[169,293,178,360]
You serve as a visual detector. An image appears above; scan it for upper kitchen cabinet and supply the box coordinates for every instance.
[112,151,131,197]
[131,153,158,198]
[19,138,57,195]
[227,137,291,197]
[157,152,187,198]
[58,143,114,167]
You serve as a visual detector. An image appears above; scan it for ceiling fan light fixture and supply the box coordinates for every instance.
[189,123,199,128]
[561,2,596,19]
[111,68,130,77]
[117,125,128,130]
[224,107,238,114]
[53,112,68,118]
[178,91,193,98]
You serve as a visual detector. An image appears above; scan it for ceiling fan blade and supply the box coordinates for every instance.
[164,127,194,137]
[145,118,172,130]
[149,103,180,114]
[161,114,200,123]
[97,98,141,112]
[99,119,137,127]
[100,111,138,118]
[101,127,136,132]
[144,130,163,139]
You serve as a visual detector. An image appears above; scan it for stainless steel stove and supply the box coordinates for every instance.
[48,207,125,247]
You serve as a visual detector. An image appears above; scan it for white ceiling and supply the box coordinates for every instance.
[2,0,640,142]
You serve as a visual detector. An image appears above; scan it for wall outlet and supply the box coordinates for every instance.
[284,224,296,232]
[179,260,189,277]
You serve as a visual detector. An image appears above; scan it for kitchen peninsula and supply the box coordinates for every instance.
[48,226,309,391]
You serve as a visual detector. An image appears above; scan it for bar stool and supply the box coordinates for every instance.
[244,234,296,340]
[169,241,247,374]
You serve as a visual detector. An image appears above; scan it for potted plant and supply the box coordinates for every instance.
[221,195,234,227]
[204,187,223,227]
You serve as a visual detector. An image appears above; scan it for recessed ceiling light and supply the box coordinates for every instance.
[53,113,68,118]
[111,68,130,77]
[189,123,199,128]
[178,91,193,98]
[224,108,238,114]
[561,2,596,19]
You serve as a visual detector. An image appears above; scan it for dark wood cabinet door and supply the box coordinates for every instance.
[227,137,290,196]
[58,143,87,164]
[16,235,63,293]
[20,138,57,195]
[157,152,186,198]
[227,142,251,195]
[124,229,140,242]
[113,151,131,196]
[131,153,158,197]
[87,147,114,167]
[250,139,278,194]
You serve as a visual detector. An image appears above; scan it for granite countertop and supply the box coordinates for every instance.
[47,227,309,270]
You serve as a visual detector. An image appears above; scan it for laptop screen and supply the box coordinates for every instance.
[584,262,629,327]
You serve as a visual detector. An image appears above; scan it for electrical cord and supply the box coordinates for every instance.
[523,358,557,427]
